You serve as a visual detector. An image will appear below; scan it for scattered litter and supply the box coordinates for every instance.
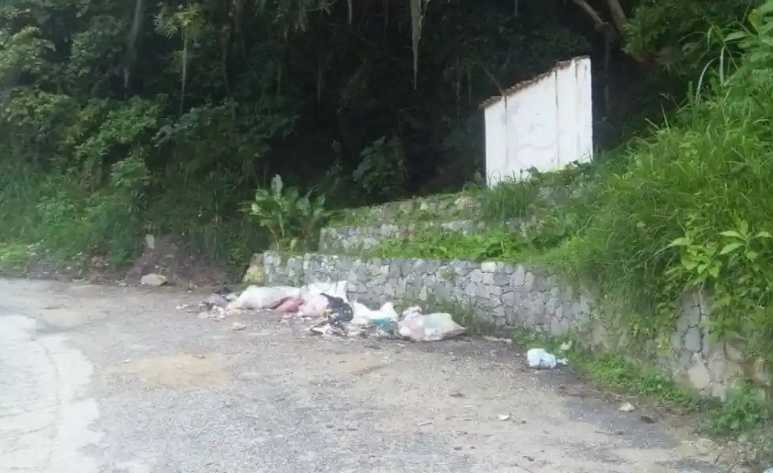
[178,280,467,343]
[526,348,568,369]
[559,341,573,352]
[619,402,636,412]
[140,273,167,286]
[497,414,511,421]
[231,322,247,331]
[484,336,513,344]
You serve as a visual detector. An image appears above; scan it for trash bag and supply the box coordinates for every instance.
[297,280,350,317]
[272,296,303,313]
[298,293,330,317]
[526,348,558,369]
[351,302,399,327]
[230,285,301,310]
[398,312,465,342]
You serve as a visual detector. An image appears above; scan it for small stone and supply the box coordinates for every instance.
[619,402,636,412]
[140,273,167,286]
[231,322,247,331]
[480,261,498,273]
[639,415,656,424]
[449,391,465,398]
[497,414,511,421]
[687,361,711,390]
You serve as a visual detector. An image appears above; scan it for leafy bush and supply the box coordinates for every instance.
[248,174,329,251]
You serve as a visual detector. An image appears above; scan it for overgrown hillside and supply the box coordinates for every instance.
[0,0,761,273]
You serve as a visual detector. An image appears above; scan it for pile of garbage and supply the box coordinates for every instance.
[182,281,466,342]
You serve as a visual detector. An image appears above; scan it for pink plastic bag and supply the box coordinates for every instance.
[273,296,303,313]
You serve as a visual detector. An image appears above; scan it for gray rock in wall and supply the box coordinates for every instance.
[319,220,484,253]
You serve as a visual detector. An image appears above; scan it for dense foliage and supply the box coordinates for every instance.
[0,0,762,268]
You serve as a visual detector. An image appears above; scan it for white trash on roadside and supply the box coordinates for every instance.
[298,280,349,317]
[526,348,559,369]
[229,285,300,310]
[398,311,465,342]
[526,348,569,369]
[351,302,399,327]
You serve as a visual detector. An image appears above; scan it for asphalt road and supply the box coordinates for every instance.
[0,277,731,473]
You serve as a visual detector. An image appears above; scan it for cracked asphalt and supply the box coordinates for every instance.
[0,277,735,473]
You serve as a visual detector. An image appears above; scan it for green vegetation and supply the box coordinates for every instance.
[370,163,599,261]
[373,229,528,262]
[0,0,760,276]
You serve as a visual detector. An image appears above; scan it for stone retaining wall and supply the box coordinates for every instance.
[331,194,478,227]
[319,220,483,253]
[260,251,771,400]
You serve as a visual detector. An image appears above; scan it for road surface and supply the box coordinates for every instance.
[0,278,729,473]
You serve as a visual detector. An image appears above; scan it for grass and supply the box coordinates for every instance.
[371,228,534,262]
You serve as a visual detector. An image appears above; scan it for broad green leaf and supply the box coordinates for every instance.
[720,230,744,239]
[719,242,743,255]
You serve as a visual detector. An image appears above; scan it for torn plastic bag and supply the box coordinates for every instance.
[298,293,330,317]
[401,305,423,321]
[230,285,300,310]
[526,348,558,369]
[272,296,303,313]
[398,312,465,342]
[351,302,399,328]
[298,280,350,317]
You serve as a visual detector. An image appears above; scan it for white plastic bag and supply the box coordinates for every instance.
[398,312,465,342]
[298,293,330,317]
[298,280,349,317]
[401,305,423,321]
[230,285,300,310]
[351,302,399,327]
[526,348,557,369]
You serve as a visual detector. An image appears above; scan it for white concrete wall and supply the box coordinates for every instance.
[483,57,593,187]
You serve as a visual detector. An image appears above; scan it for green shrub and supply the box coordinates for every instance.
[247,174,330,252]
